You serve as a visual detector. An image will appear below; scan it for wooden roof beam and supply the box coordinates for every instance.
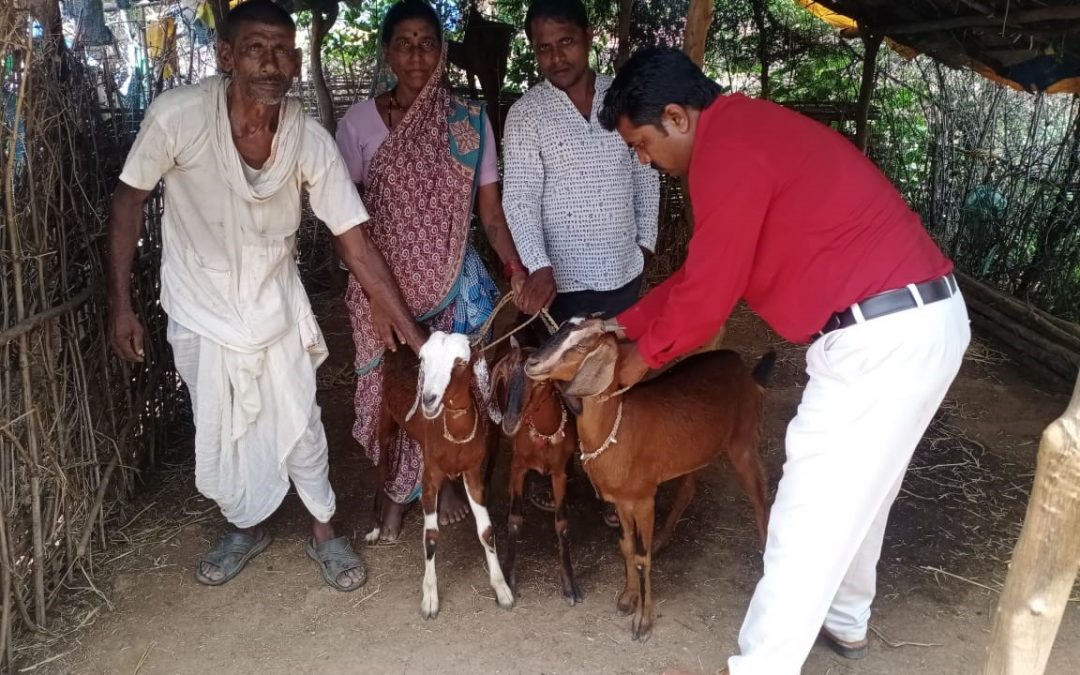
[880,5,1080,36]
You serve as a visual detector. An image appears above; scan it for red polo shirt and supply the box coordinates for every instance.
[619,93,953,369]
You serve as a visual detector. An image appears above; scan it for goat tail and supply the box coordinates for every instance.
[751,350,778,386]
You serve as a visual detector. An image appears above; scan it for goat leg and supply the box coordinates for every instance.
[551,468,582,605]
[483,427,500,497]
[629,499,656,643]
[652,472,697,555]
[730,440,771,550]
[420,471,442,619]
[501,458,528,592]
[615,501,640,616]
[463,469,515,610]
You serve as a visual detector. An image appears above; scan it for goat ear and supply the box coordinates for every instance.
[564,338,617,398]
[406,357,424,422]
[489,353,513,409]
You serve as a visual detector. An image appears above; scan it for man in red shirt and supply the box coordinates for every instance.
[597,48,970,674]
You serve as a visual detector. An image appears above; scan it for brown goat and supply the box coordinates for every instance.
[491,343,581,605]
[371,331,513,618]
[524,318,773,641]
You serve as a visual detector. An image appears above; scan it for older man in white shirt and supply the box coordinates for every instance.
[107,0,425,591]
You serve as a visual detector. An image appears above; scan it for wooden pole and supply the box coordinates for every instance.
[4,17,47,630]
[854,29,882,153]
[881,5,1080,35]
[679,0,714,226]
[207,0,230,34]
[682,0,713,66]
[751,0,770,100]
[982,372,1080,675]
[309,2,339,135]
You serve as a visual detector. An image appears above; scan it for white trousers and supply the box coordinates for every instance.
[169,320,336,528]
[729,291,970,675]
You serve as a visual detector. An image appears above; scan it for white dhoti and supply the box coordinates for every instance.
[169,317,336,528]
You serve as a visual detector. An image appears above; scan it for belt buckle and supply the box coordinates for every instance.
[818,313,843,337]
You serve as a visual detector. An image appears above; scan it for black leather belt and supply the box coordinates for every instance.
[815,273,958,340]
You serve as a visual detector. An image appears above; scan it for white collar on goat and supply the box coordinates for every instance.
[416,331,472,420]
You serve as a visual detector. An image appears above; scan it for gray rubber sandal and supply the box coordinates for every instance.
[306,536,367,592]
[195,529,272,586]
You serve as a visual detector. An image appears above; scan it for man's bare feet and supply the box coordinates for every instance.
[438,478,471,526]
[312,520,365,588]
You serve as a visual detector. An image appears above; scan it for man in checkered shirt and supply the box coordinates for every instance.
[502,0,659,520]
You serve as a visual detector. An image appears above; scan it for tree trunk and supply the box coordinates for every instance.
[982,373,1080,674]
[62,0,114,45]
[751,0,769,100]
[682,0,713,67]
[854,29,882,153]
[679,0,714,227]
[310,4,339,135]
[615,0,634,71]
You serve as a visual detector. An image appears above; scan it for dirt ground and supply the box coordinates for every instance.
[17,296,1080,675]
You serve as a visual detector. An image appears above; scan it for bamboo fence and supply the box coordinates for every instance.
[0,3,182,668]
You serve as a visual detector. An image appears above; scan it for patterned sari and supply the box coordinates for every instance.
[347,50,499,504]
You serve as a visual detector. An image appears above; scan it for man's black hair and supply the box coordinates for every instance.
[524,0,589,41]
[221,0,296,42]
[381,0,444,46]
[599,47,722,131]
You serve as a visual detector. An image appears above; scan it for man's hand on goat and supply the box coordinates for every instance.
[602,317,627,340]
[371,300,426,352]
[518,267,557,315]
[616,341,650,388]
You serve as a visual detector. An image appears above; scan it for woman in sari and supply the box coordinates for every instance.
[336,0,528,540]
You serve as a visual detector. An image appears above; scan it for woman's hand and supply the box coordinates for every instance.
[509,270,527,307]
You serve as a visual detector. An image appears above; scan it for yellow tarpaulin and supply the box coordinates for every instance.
[146,17,178,79]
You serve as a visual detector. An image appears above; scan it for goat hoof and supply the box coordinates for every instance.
[616,590,639,615]
[494,582,515,610]
[420,596,440,619]
[631,614,653,642]
[563,580,584,606]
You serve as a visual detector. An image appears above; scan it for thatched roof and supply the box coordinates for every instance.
[798,0,1080,94]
